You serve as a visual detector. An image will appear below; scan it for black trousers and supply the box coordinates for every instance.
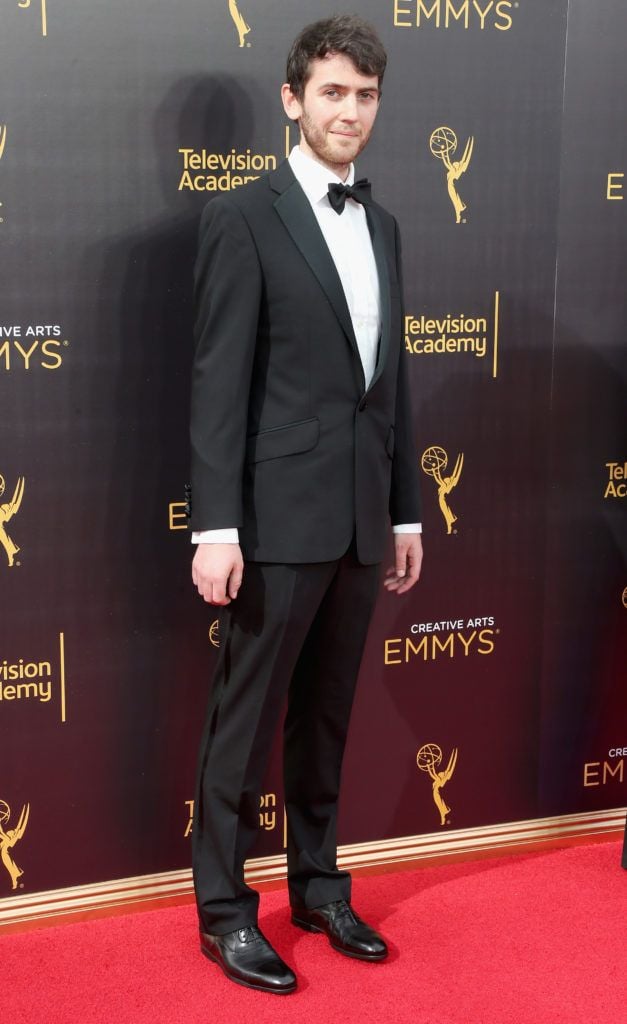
[192,544,380,934]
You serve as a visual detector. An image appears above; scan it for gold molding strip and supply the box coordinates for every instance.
[1,807,624,929]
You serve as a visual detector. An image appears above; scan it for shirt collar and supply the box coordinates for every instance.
[288,145,355,206]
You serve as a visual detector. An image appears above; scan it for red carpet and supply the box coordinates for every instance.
[3,842,626,1023]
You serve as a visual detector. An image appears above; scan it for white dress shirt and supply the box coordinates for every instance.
[193,145,421,543]
[290,146,381,388]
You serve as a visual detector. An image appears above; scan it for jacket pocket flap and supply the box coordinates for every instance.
[247,417,320,464]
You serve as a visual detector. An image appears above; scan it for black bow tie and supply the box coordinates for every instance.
[327,178,372,214]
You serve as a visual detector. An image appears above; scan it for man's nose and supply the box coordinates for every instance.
[339,94,359,121]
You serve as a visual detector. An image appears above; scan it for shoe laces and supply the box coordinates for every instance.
[328,900,354,920]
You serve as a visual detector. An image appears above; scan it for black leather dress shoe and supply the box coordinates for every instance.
[291,899,388,961]
[200,926,297,994]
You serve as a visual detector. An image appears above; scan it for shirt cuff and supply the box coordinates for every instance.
[191,528,240,544]
[392,523,422,534]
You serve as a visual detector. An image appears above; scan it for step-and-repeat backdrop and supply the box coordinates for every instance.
[1,0,625,899]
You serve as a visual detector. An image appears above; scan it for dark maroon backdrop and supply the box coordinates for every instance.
[0,0,625,900]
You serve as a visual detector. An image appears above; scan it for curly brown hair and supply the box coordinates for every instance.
[286,14,387,100]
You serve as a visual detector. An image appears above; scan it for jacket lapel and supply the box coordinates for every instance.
[269,161,393,392]
[270,163,362,373]
[364,204,391,393]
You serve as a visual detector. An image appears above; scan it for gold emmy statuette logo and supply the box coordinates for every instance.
[0,800,29,890]
[421,446,463,534]
[209,619,220,648]
[622,587,627,609]
[0,124,7,160]
[430,127,473,224]
[417,744,457,826]
[0,475,25,567]
[228,0,251,47]
[17,0,48,37]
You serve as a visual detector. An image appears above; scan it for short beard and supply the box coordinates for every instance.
[298,109,370,175]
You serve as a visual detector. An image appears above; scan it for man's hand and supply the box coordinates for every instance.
[384,533,423,596]
[192,543,244,605]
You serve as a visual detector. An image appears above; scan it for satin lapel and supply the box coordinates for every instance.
[365,203,391,392]
[273,180,361,365]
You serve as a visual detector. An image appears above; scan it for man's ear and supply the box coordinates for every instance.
[281,83,302,121]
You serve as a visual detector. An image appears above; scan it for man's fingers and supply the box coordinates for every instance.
[386,535,423,595]
[395,574,416,595]
[395,548,408,578]
[395,549,422,593]
[383,565,403,590]
[228,570,243,600]
[210,579,230,605]
[192,543,244,605]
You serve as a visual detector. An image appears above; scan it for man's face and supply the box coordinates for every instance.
[282,53,381,175]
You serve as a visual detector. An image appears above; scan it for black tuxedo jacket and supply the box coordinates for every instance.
[190,159,421,565]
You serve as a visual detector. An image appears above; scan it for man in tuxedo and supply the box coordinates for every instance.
[189,15,423,995]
